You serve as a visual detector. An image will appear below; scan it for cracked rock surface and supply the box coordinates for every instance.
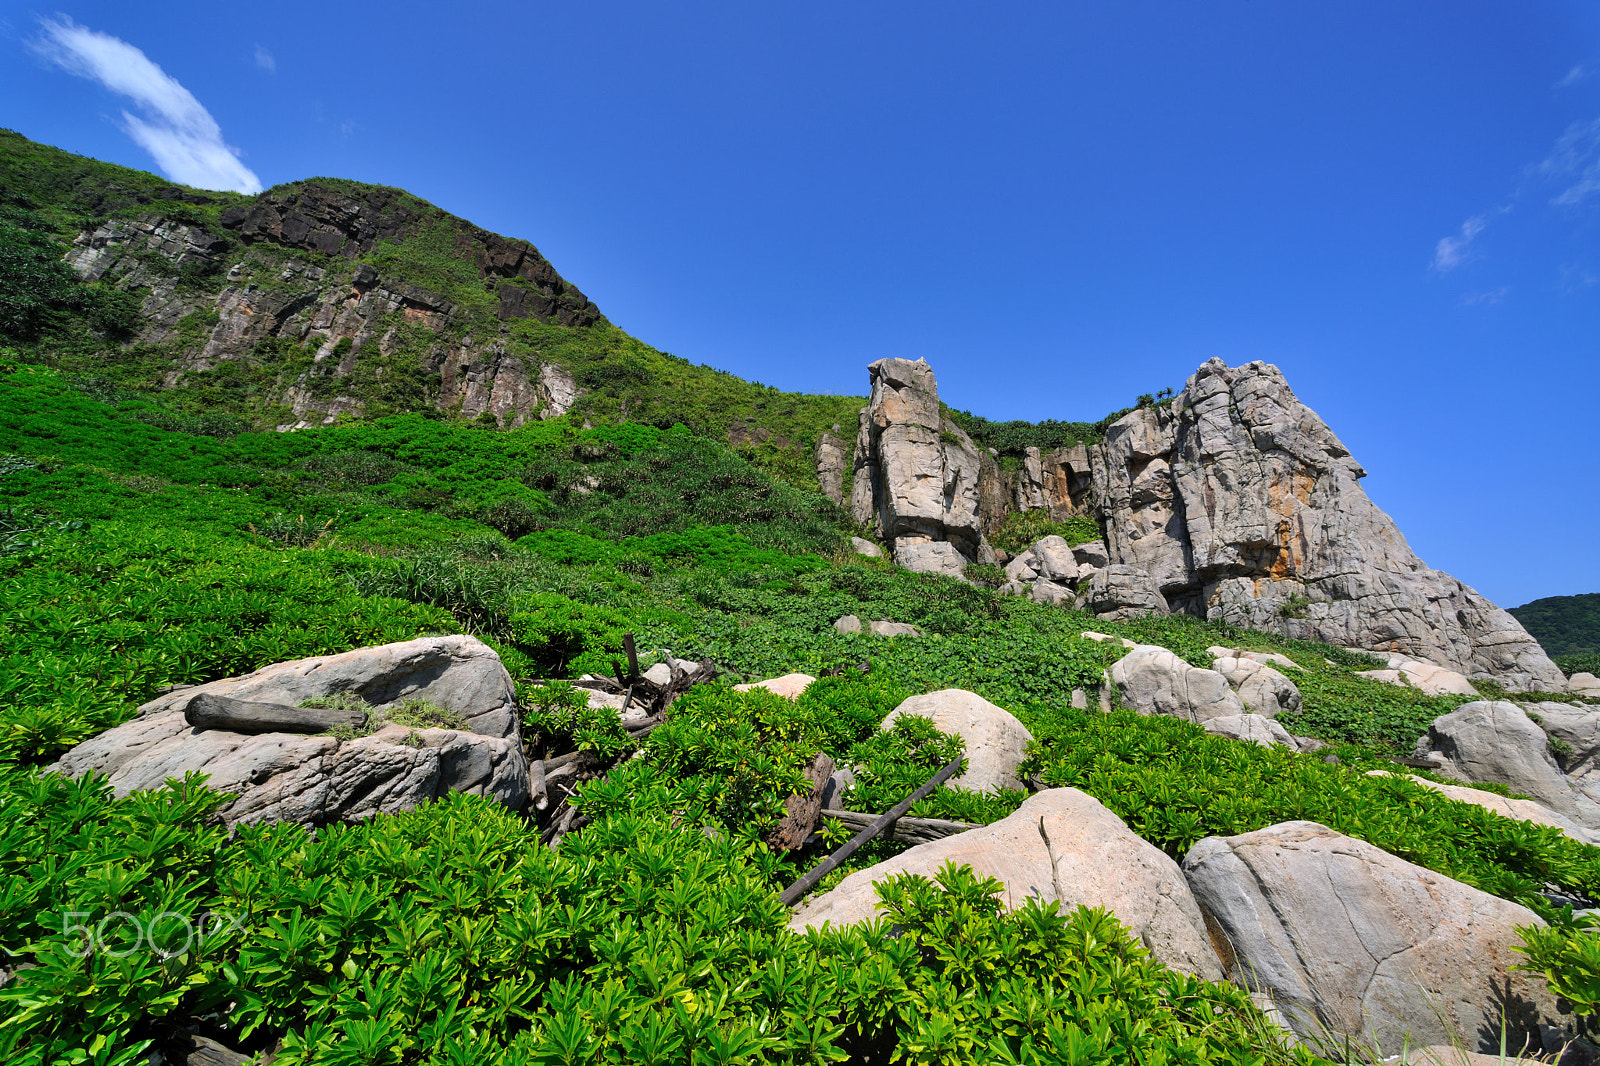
[49,636,529,826]
[792,789,1222,979]
[1182,821,1565,1054]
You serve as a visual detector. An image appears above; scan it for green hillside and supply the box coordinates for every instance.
[5,135,1600,1066]
[1511,592,1600,676]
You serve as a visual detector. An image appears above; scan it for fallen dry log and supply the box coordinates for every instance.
[184,693,363,735]
[779,754,964,907]
[821,808,978,847]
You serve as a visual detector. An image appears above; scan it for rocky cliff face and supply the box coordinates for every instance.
[853,356,1562,689]
[849,358,994,566]
[1086,359,1562,689]
[61,181,597,428]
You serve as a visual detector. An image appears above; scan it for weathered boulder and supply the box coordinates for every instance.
[1213,657,1302,718]
[869,619,923,637]
[814,432,847,504]
[1413,702,1583,820]
[1077,564,1169,620]
[1203,714,1297,748]
[733,673,816,699]
[1029,578,1075,606]
[1071,539,1110,569]
[1530,702,1600,778]
[53,717,528,825]
[1183,821,1564,1054]
[1086,359,1563,690]
[1569,672,1600,698]
[1028,536,1081,583]
[849,536,883,558]
[881,689,1032,793]
[129,635,520,740]
[834,614,863,634]
[894,540,970,579]
[1003,550,1039,583]
[849,358,992,563]
[1365,771,1600,846]
[1356,655,1479,697]
[790,789,1223,978]
[1209,646,1300,672]
[1111,646,1245,723]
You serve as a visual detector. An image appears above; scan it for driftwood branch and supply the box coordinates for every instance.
[821,808,978,847]
[185,693,362,735]
[778,754,964,908]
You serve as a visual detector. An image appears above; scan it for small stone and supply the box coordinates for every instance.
[869,619,922,637]
[849,536,883,558]
[833,614,862,634]
[733,673,817,700]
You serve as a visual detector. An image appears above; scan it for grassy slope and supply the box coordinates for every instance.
[1512,592,1600,662]
[4,134,1599,1064]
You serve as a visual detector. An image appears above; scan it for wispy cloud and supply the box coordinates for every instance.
[1537,116,1600,207]
[1556,65,1589,89]
[32,16,262,193]
[1431,214,1489,273]
[1457,286,1508,307]
[254,45,275,73]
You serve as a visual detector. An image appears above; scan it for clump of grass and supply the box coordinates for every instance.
[301,693,466,737]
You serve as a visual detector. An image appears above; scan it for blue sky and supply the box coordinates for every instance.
[2,1,1597,608]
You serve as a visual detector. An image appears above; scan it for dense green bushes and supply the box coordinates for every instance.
[0,520,451,763]
[0,767,1312,1066]
[1511,592,1600,658]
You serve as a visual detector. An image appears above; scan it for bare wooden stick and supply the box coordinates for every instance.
[821,809,977,846]
[624,633,640,682]
[529,757,548,812]
[778,755,963,908]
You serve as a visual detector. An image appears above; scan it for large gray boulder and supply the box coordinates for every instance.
[1111,645,1245,723]
[1077,564,1169,620]
[1528,702,1600,779]
[849,358,992,564]
[1413,701,1583,821]
[53,718,528,825]
[131,635,520,740]
[894,540,970,579]
[1183,821,1565,1054]
[791,789,1223,979]
[1213,657,1302,718]
[1028,535,1081,583]
[49,637,530,825]
[1203,714,1297,748]
[1085,360,1563,690]
[881,689,1032,793]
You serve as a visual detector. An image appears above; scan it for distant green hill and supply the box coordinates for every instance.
[1510,592,1600,673]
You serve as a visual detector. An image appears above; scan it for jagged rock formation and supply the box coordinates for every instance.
[219,183,601,328]
[62,181,597,428]
[1091,359,1562,688]
[852,357,1561,688]
[813,429,847,504]
[849,358,994,569]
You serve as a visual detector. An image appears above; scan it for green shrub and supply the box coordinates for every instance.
[508,592,635,677]
[990,510,1101,555]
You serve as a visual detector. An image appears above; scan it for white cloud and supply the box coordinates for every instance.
[1458,286,1508,307]
[254,45,275,73]
[1538,116,1600,207]
[1431,214,1488,273]
[1556,65,1588,89]
[32,16,262,193]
